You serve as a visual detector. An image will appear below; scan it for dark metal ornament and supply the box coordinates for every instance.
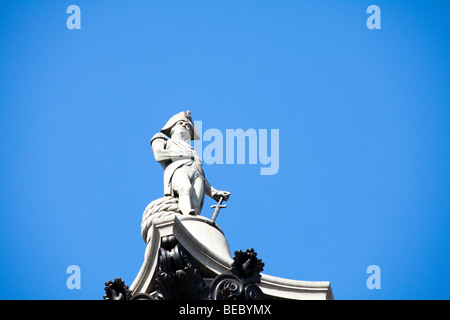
[103,245,265,300]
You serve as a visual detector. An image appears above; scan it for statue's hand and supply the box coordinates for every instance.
[212,190,231,202]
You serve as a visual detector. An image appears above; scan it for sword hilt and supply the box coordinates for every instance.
[211,196,227,223]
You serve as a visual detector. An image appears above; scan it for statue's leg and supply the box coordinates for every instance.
[172,168,195,215]
[191,172,205,215]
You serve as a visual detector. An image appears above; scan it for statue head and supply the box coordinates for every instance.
[161,110,200,140]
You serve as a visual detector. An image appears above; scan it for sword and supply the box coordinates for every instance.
[211,196,227,223]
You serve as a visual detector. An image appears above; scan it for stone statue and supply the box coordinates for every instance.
[104,110,334,301]
[150,111,230,216]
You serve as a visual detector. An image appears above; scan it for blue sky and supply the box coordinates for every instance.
[0,1,449,300]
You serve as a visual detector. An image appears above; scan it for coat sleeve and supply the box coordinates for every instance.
[150,133,170,162]
[150,133,194,162]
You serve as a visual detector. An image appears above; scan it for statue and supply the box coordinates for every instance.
[103,110,334,301]
[150,111,230,216]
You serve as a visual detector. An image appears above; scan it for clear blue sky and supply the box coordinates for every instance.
[1,1,449,300]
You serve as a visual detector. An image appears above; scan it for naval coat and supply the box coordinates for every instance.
[151,132,206,197]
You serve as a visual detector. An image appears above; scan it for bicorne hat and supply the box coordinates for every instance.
[161,110,200,140]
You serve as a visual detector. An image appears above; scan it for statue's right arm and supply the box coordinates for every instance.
[151,133,171,162]
[151,141,168,162]
[150,134,188,162]
[151,133,193,162]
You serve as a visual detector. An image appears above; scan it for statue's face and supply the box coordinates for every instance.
[175,120,190,131]
[172,120,192,140]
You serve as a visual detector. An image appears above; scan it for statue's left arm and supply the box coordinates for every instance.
[204,179,230,202]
